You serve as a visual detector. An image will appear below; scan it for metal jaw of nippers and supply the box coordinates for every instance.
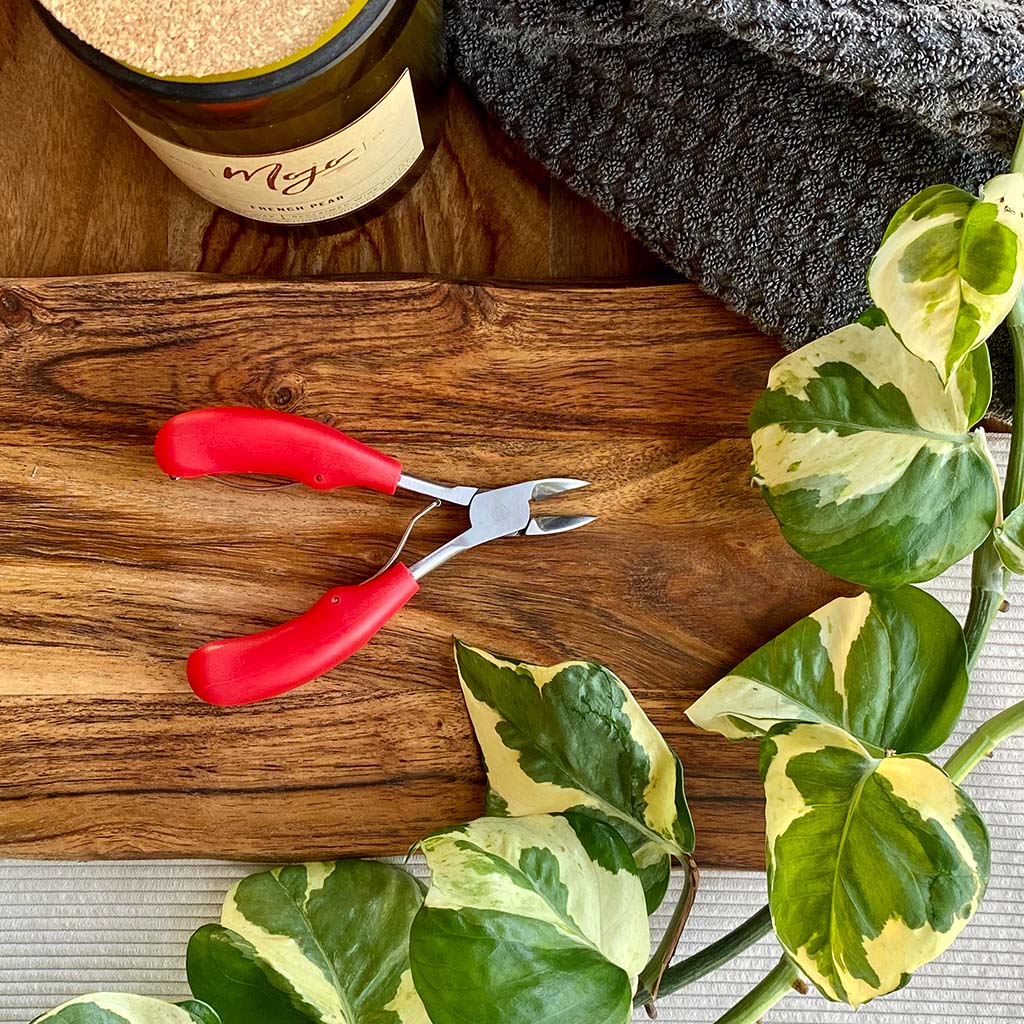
[154,407,595,707]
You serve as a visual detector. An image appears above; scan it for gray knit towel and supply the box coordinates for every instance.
[446,0,1024,417]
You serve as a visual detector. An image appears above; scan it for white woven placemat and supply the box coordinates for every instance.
[2,437,1021,1024]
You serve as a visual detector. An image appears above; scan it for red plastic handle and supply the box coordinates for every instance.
[187,563,419,706]
[154,407,403,493]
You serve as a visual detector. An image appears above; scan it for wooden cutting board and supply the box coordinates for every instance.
[0,275,854,869]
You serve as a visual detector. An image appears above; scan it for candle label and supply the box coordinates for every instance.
[124,69,424,224]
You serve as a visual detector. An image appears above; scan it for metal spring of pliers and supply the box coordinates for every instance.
[154,407,595,706]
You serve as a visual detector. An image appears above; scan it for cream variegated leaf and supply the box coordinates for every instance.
[687,586,968,753]
[750,316,997,588]
[868,175,1024,381]
[994,504,1024,573]
[186,861,428,1024]
[762,722,990,1009]
[410,814,649,1024]
[454,640,693,912]
[33,995,219,1024]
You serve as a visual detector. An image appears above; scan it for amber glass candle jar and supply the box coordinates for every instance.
[32,0,447,228]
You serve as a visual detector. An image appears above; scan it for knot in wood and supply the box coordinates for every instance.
[0,289,27,326]
[265,373,305,411]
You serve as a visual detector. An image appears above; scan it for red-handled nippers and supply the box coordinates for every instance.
[154,407,595,707]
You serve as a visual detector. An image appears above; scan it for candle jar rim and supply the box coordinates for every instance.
[31,0,395,102]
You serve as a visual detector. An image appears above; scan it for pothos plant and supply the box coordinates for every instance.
[32,133,1024,1024]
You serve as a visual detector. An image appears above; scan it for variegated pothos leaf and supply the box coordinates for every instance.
[410,813,649,1024]
[454,640,693,912]
[868,175,1024,381]
[32,995,219,1024]
[687,586,968,753]
[762,722,990,1008]
[750,316,997,588]
[186,861,428,1024]
[994,504,1024,573]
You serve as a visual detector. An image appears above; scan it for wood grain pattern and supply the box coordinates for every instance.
[0,0,672,281]
[550,182,669,279]
[0,274,856,868]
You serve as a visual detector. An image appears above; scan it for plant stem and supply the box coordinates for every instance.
[963,537,1006,674]
[964,291,1024,670]
[712,955,800,1024]
[637,855,700,1016]
[635,904,774,1006]
[1002,291,1024,511]
[944,698,1024,783]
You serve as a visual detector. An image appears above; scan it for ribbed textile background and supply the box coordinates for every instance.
[1,436,1021,1023]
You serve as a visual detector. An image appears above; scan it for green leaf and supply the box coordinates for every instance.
[32,996,220,1024]
[410,813,649,1024]
[762,722,990,1009]
[750,318,997,588]
[174,1008,220,1024]
[868,175,1024,382]
[687,586,968,753]
[186,861,428,1024]
[994,504,1024,573]
[454,640,693,912]
[596,816,672,915]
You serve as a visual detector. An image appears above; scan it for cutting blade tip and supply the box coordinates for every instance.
[525,514,597,536]
[531,477,591,501]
